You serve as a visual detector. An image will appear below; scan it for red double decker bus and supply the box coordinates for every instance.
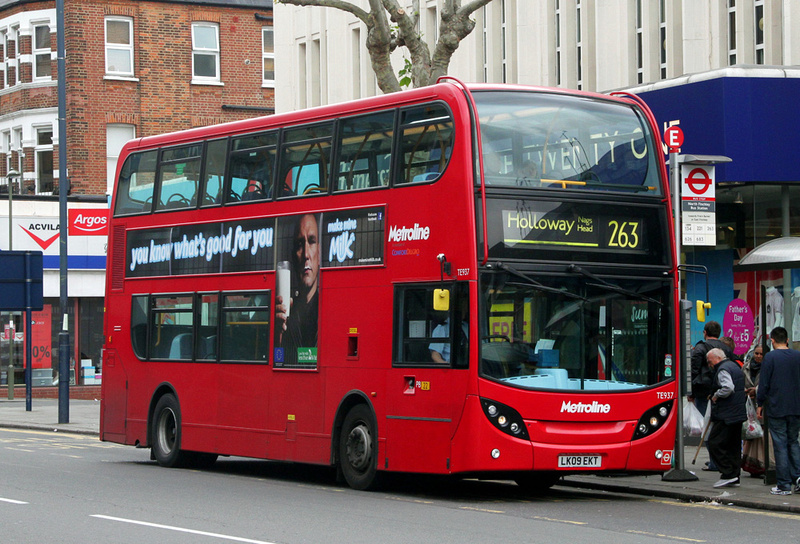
[101,80,679,490]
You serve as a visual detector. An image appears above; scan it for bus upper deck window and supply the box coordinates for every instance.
[336,111,394,192]
[155,144,203,211]
[280,123,333,198]
[398,103,454,185]
[227,132,277,204]
[114,150,157,216]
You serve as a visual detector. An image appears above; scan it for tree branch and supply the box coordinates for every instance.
[278,0,370,24]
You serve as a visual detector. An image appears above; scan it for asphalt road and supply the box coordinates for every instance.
[2,427,798,543]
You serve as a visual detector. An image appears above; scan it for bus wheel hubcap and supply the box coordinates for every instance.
[157,408,177,454]
[345,425,371,471]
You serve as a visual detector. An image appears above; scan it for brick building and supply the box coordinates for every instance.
[0,0,274,397]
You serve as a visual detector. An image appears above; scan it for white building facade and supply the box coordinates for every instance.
[275,0,800,110]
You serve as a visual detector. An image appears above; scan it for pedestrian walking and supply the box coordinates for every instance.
[706,347,747,488]
[756,326,800,495]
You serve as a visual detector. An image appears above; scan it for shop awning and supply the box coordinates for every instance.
[733,236,800,271]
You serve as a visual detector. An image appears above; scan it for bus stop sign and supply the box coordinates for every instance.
[0,250,44,311]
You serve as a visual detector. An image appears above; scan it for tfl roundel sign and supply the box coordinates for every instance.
[681,165,715,200]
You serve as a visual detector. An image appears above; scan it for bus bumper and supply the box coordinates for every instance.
[450,395,674,474]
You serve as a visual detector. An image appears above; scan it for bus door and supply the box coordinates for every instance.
[387,282,471,473]
[213,292,271,458]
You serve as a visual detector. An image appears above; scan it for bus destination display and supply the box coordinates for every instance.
[492,200,652,255]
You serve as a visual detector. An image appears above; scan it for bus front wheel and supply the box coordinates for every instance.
[339,405,379,490]
[152,394,188,468]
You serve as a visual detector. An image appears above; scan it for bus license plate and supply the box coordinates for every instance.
[558,455,601,468]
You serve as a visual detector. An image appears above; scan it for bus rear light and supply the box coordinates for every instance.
[632,400,674,440]
[480,398,529,440]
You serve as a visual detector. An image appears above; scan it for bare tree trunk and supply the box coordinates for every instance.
[278,0,495,93]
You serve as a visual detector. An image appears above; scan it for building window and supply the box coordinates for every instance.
[576,0,582,90]
[2,30,8,88]
[659,0,667,79]
[754,0,764,64]
[105,17,134,76]
[192,23,220,82]
[482,7,488,82]
[33,23,52,79]
[728,0,737,65]
[555,0,561,86]
[635,0,643,84]
[262,27,274,86]
[35,127,54,194]
[107,124,135,195]
[500,0,507,83]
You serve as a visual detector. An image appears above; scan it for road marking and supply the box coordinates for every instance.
[91,515,278,544]
[530,515,586,525]
[386,496,435,505]
[0,497,29,505]
[650,498,800,520]
[460,506,505,514]
[627,529,705,542]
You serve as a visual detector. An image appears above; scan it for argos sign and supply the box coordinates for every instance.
[69,209,109,236]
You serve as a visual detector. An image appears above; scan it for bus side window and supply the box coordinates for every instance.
[150,294,194,360]
[393,282,468,367]
[114,150,157,216]
[397,103,454,184]
[227,132,277,203]
[336,111,394,191]
[201,138,227,206]
[280,123,333,197]
[220,292,270,363]
[155,145,202,211]
[196,293,219,361]
[131,295,149,359]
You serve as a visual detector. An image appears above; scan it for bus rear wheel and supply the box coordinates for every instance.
[339,405,379,490]
[152,393,188,468]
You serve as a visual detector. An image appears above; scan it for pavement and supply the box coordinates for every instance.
[1,397,799,514]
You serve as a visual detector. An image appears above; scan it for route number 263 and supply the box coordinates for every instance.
[608,221,640,249]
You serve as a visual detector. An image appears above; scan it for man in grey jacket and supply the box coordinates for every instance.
[706,348,747,488]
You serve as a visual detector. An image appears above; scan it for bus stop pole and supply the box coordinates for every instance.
[663,151,698,481]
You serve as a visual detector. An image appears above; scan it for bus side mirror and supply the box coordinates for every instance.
[696,300,711,323]
[433,289,450,312]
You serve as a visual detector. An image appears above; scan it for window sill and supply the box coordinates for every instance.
[191,79,224,87]
[104,75,139,82]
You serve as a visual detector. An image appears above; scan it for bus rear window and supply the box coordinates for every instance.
[114,150,158,216]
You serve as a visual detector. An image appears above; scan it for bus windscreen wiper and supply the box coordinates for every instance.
[493,262,587,301]
[567,264,662,306]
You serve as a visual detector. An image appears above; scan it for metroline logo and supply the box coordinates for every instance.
[560,400,611,414]
[388,223,430,242]
[69,209,109,236]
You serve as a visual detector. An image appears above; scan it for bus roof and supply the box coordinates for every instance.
[124,82,639,153]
